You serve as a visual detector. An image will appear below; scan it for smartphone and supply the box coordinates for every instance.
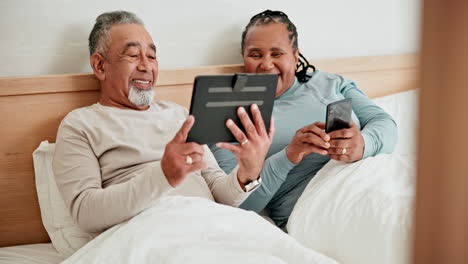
[325,98,352,133]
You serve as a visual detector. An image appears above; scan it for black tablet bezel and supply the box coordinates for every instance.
[187,73,278,144]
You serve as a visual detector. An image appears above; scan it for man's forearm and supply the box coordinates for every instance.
[68,162,172,233]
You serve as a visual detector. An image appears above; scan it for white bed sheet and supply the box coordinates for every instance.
[63,196,337,264]
[0,243,65,264]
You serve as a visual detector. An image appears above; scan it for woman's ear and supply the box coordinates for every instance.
[294,49,300,64]
[90,53,106,81]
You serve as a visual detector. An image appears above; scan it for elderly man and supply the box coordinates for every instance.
[52,11,273,233]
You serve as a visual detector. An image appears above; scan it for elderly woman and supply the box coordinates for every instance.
[210,10,397,227]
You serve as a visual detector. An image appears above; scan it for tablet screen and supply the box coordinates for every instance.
[187,73,278,144]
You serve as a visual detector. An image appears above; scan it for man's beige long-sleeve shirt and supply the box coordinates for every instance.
[53,101,250,233]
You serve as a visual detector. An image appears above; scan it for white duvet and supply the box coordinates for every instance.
[288,154,416,264]
[62,196,338,264]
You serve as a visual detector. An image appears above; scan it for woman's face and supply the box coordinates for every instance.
[243,23,299,98]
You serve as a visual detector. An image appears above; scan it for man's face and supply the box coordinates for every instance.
[98,23,158,109]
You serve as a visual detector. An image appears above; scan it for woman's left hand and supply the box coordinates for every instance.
[327,121,365,162]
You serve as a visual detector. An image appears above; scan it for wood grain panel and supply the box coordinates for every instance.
[412,1,468,263]
[0,54,416,97]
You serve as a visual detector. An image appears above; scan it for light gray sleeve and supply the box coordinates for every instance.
[209,143,296,212]
[200,145,251,207]
[52,118,173,233]
[338,76,398,158]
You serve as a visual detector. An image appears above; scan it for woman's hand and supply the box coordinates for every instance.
[327,121,365,162]
[286,122,330,164]
[216,104,274,188]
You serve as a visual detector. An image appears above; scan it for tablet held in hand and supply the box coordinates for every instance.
[187,73,278,144]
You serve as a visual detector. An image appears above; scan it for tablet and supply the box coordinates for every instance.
[187,73,278,144]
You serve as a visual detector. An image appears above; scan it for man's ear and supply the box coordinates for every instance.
[90,53,106,81]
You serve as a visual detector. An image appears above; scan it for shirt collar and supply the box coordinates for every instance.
[277,77,300,99]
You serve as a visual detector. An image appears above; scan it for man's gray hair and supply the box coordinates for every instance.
[88,11,144,55]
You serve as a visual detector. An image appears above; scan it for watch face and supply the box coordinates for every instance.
[245,178,261,192]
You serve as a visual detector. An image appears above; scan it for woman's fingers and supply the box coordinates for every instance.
[300,122,330,141]
[300,132,330,149]
[314,122,326,130]
[328,121,365,162]
[327,147,349,155]
[302,143,328,155]
[328,127,355,139]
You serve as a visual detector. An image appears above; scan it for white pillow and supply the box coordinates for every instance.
[33,141,96,257]
[287,90,418,264]
[372,89,419,155]
[287,153,415,264]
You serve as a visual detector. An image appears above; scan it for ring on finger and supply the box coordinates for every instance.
[185,155,193,165]
[342,148,347,155]
[240,139,249,146]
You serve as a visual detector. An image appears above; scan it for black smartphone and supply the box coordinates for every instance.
[325,98,352,133]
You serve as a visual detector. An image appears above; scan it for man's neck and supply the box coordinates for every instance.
[99,97,150,111]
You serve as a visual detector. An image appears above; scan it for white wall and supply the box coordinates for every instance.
[0,0,421,77]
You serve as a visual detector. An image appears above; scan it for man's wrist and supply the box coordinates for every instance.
[237,175,261,193]
[237,168,259,191]
[237,177,247,191]
[238,167,255,180]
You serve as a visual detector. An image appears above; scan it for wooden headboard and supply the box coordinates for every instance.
[0,54,418,247]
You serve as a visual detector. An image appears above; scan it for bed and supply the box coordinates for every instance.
[288,88,419,264]
[0,54,418,263]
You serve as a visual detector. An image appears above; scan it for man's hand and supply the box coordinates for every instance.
[286,122,330,164]
[216,104,274,188]
[161,116,207,187]
[327,121,365,162]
